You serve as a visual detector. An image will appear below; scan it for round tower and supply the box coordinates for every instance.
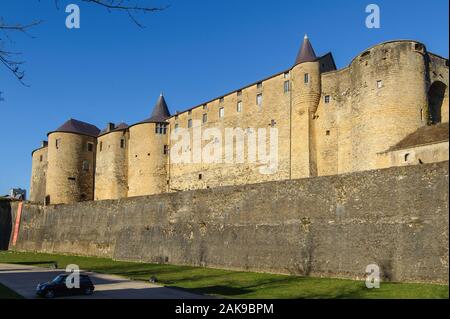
[95,123,129,200]
[46,119,100,204]
[30,141,48,204]
[128,94,170,197]
[290,35,322,178]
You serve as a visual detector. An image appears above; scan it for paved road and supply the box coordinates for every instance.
[0,263,207,299]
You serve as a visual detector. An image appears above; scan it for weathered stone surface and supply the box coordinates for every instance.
[2,162,448,284]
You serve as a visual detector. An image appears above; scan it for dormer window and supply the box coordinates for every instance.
[155,123,168,134]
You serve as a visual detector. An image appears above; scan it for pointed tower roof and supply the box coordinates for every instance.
[140,93,171,124]
[294,34,317,65]
[50,118,100,137]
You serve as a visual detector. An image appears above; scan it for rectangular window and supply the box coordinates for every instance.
[99,141,103,152]
[284,80,290,93]
[219,97,224,104]
[198,174,203,180]
[120,139,125,148]
[284,72,290,79]
[39,155,43,162]
[87,142,94,152]
[202,113,208,123]
[82,160,89,171]
[256,93,263,107]
[237,101,243,113]
[188,119,193,128]
[324,95,330,104]
[237,90,242,97]
[304,73,309,84]
[55,139,60,149]
[257,82,263,89]
[155,123,167,134]
[377,80,383,89]
[163,145,169,155]
[219,107,225,118]
[203,104,208,110]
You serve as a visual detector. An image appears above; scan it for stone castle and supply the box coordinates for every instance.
[30,36,449,205]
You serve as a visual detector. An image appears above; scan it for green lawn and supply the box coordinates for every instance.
[0,251,448,299]
[0,283,23,299]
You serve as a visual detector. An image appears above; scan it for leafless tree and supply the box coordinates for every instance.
[0,0,168,87]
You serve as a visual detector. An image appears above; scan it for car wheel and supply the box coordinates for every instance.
[84,287,93,295]
[44,290,55,299]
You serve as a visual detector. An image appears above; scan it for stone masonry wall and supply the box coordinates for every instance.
[4,162,448,284]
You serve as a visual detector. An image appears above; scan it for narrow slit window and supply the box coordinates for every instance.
[219,107,225,118]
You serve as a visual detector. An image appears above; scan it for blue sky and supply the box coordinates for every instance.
[0,0,448,195]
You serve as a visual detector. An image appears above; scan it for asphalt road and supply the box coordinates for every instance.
[0,263,207,299]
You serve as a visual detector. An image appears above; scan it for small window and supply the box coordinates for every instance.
[203,104,208,110]
[324,95,330,104]
[283,72,290,79]
[202,113,208,124]
[377,80,383,89]
[237,90,242,97]
[270,119,276,127]
[284,80,290,93]
[257,82,263,89]
[304,73,309,84]
[120,139,125,149]
[219,107,225,118]
[99,141,103,152]
[256,93,263,107]
[198,174,203,180]
[326,130,331,136]
[39,155,43,162]
[87,143,94,152]
[237,101,243,113]
[188,119,193,128]
[404,153,410,162]
[156,123,167,134]
[174,123,179,132]
[188,110,192,115]
[219,97,224,104]
[163,145,169,155]
[55,139,60,149]
[82,160,89,171]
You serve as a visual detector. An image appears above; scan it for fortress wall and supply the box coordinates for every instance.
[95,131,129,200]
[128,123,168,197]
[30,147,48,204]
[168,71,292,192]
[46,133,97,204]
[6,162,449,284]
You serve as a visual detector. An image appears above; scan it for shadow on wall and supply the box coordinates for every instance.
[0,201,12,250]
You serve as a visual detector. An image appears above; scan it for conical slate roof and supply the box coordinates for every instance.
[295,34,317,65]
[51,119,100,137]
[138,94,171,124]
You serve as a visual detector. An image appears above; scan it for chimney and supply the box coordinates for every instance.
[107,123,115,132]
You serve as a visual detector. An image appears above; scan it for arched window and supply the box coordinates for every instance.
[427,81,447,125]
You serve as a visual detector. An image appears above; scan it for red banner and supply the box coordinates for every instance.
[12,201,23,246]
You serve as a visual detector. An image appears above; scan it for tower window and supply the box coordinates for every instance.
[199,174,203,180]
[120,139,125,148]
[188,119,193,128]
[304,73,309,84]
[87,142,94,152]
[256,93,263,107]
[99,141,103,152]
[203,113,208,124]
[82,160,89,171]
[156,123,168,134]
[326,130,330,136]
[377,80,383,89]
[163,145,169,155]
[219,107,225,118]
[284,80,290,93]
[55,139,60,149]
[39,155,43,162]
[324,95,330,104]
[237,101,243,113]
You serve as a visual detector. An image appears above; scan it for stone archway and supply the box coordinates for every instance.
[428,81,448,125]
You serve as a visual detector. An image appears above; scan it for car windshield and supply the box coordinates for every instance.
[51,275,66,283]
